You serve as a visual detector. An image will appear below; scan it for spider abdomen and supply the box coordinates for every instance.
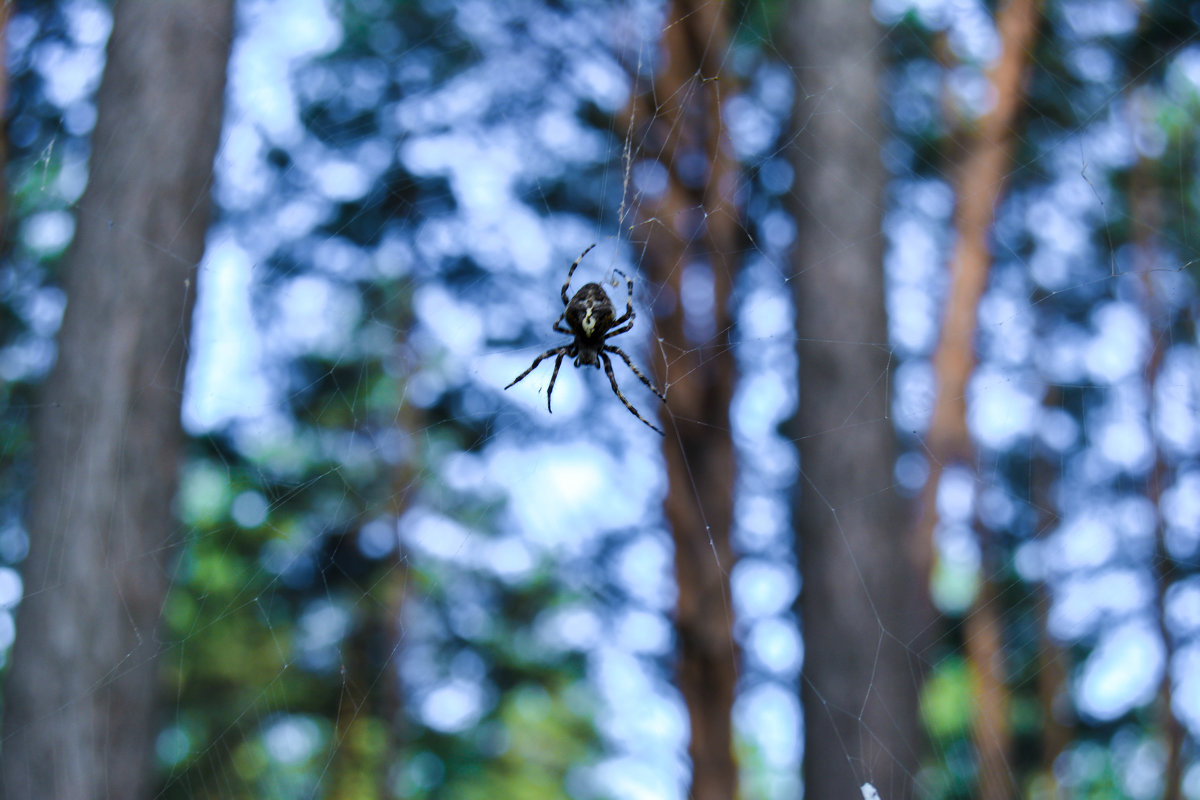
[565,283,617,341]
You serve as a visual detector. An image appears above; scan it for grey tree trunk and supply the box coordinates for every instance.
[784,1,924,796]
[0,3,233,798]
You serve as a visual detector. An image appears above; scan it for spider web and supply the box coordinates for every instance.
[2,1,1199,799]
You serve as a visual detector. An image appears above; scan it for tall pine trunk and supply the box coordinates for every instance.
[784,1,924,795]
[0,3,233,798]
[907,1,1041,796]
[1131,146,1186,800]
[627,1,741,796]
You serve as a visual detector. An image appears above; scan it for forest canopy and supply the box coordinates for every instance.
[0,1,1198,798]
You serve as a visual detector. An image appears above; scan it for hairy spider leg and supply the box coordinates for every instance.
[605,345,666,402]
[561,243,598,305]
[552,311,571,336]
[600,351,664,434]
[608,267,635,331]
[606,320,634,338]
[545,351,567,413]
[504,346,569,391]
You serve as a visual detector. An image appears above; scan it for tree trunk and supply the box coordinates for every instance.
[784,1,924,796]
[1128,151,1185,800]
[0,3,233,799]
[913,0,1041,575]
[327,393,420,800]
[1028,424,1071,788]
[907,2,1040,797]
[627,1,741,797]
[0,1,11,234]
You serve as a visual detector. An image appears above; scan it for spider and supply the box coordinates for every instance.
[505,244,667,435]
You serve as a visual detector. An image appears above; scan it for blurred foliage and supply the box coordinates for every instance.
[0,3,79,567]
[898,1,1200,797]
[151,0,609,789]
[922,656,974,742]
[2,0,1200,798]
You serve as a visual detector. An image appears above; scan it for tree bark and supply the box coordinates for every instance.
[327,395,420,800]
[1129,151,1185,800]
[784,1,923,796]
[908,2,1040,798]
[0,1,11,234]
[0,3,233,798]
[1029,441,1071,788]
[627,1,741,797]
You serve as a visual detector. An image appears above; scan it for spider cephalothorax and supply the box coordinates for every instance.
[505,244,667,434]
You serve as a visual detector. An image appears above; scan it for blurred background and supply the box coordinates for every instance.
[0,0,1198,798]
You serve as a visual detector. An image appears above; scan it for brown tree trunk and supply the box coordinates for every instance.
[327,393,420,800]
[908,1,1041,798]
[627,1,740,797]
[0,4,233,799]
[1128,152,1185,800]
[326,582,403,800]
[1029,410,1071,790]
[0,1,11,233]
[784,1,924,796]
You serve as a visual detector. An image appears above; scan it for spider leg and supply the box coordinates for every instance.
[610,267,634,328]
[552,311,571,336]
[605,345,666,402]
[561,243,597,305]
[505,347,567,390]
[546,351,567,413]
[601,351,664,435]
[605,320,635,338]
